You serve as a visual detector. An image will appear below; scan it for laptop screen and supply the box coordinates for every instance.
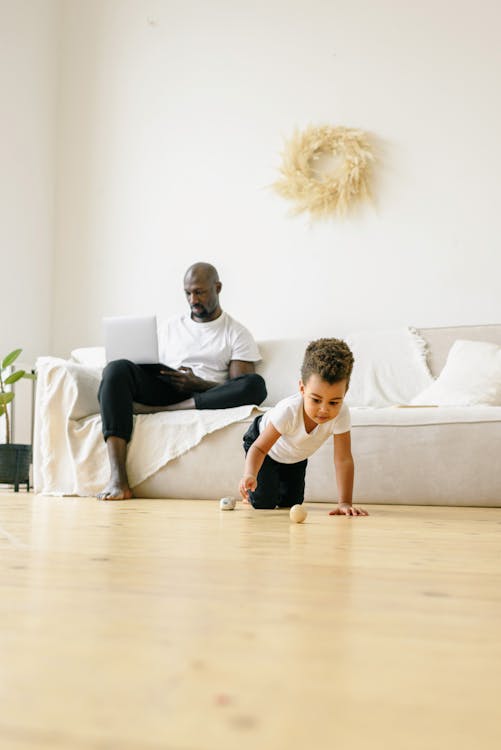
[103,315,159,364]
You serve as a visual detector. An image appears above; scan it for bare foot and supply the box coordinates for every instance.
[132,399,195,414]
[96,481,133,501]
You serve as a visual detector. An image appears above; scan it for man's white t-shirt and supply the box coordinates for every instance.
[158,312,260,384]
[259,392,351,463]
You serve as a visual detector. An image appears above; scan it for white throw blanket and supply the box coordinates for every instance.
[35,357,260,496]
[344,328,434,407]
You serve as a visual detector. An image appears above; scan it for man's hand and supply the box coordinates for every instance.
[239,474,257,502]
[329,502,369,516]
[159,366,209,393]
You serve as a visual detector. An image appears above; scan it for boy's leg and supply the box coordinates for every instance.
[277,459,308,508]
[243,414,279,509]
[195,373,267,409]
[246,455,281,509]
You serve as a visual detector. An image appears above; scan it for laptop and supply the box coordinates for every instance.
[103,315,160,364]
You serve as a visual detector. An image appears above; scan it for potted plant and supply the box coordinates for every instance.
[0,349,36,492]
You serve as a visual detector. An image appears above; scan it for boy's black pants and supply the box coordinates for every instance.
[243,415,307,509]
[98,359,267,442]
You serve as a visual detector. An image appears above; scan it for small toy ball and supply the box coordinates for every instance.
[289,504,307,523]
[219,497,237,511]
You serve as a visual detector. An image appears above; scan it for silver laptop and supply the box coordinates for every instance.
[103,315,159,364]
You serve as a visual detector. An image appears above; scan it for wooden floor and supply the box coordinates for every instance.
[1,493,500,750]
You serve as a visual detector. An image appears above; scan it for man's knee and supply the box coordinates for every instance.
[240,373,267,405]
[99,360,136,403]
[102,359,135,382]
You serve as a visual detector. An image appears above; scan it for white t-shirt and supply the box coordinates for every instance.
[158,311,260,384]
[260,392,351,464]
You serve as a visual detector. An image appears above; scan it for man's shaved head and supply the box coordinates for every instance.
[184,262,220,285]
[183,262,222,322]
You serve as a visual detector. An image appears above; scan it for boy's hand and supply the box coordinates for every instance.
[239,474,257,502]
[329,502,369,516]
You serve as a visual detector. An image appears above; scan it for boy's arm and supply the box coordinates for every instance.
[330,431,369,516]
[239,422,281,501]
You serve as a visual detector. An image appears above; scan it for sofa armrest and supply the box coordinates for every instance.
[35,357,102,420]
[33,357,103,493]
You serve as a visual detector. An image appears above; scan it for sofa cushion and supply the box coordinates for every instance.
[411,339,501,406]
[344,328,433,407]
[255,339,309,406]
[418,324,501,377]
[71,346,106,367]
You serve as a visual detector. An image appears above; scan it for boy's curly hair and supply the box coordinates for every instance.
[301,338,354,386]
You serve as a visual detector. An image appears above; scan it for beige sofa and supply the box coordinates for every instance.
[34,325,501,506]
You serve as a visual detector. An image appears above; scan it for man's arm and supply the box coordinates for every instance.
[161,359,256,394]
[160,366,218,392]
[228,360,255,379]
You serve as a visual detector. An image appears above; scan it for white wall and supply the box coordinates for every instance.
[0,0,59,442]
[47,0,501,354]
[0,0,59,363]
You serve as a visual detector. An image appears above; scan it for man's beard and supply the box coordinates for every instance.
[191,305,210,319]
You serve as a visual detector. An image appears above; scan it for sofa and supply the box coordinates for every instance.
[33,324,501,507]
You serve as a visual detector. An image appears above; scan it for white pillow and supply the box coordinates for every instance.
[344,328,433,407]
[70,346,106,367]
[411,339,501,406]
[66,363,102,419]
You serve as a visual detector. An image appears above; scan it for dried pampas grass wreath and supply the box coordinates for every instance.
[273,125,375,219]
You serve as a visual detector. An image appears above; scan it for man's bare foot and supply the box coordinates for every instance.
[132,398,195,414]
[96,481,133,501]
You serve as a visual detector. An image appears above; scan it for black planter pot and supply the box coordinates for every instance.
[0,443,32,492]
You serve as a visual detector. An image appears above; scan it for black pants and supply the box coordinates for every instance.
[243,415,307,509]
[98,359,267,442]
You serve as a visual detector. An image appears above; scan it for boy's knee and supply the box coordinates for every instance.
[248,481,277,509]
[249,497,276,510]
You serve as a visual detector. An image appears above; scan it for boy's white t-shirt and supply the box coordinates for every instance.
[158,311,260,384]
[259,392,351,464]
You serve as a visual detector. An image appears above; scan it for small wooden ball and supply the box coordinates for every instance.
[289,504,307,523]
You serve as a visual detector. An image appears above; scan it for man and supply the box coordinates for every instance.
[97,262,267,500]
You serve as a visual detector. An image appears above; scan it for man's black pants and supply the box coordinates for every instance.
[243,415,307,509]
[98,359,267,442]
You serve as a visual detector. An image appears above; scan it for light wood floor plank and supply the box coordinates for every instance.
[0,493,500,749]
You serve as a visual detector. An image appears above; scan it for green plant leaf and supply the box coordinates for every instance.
[0,405,5,416]
[0,392,14,405]
[4,370,26,385]
[23,372,37,380]
[2,349,22,369]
